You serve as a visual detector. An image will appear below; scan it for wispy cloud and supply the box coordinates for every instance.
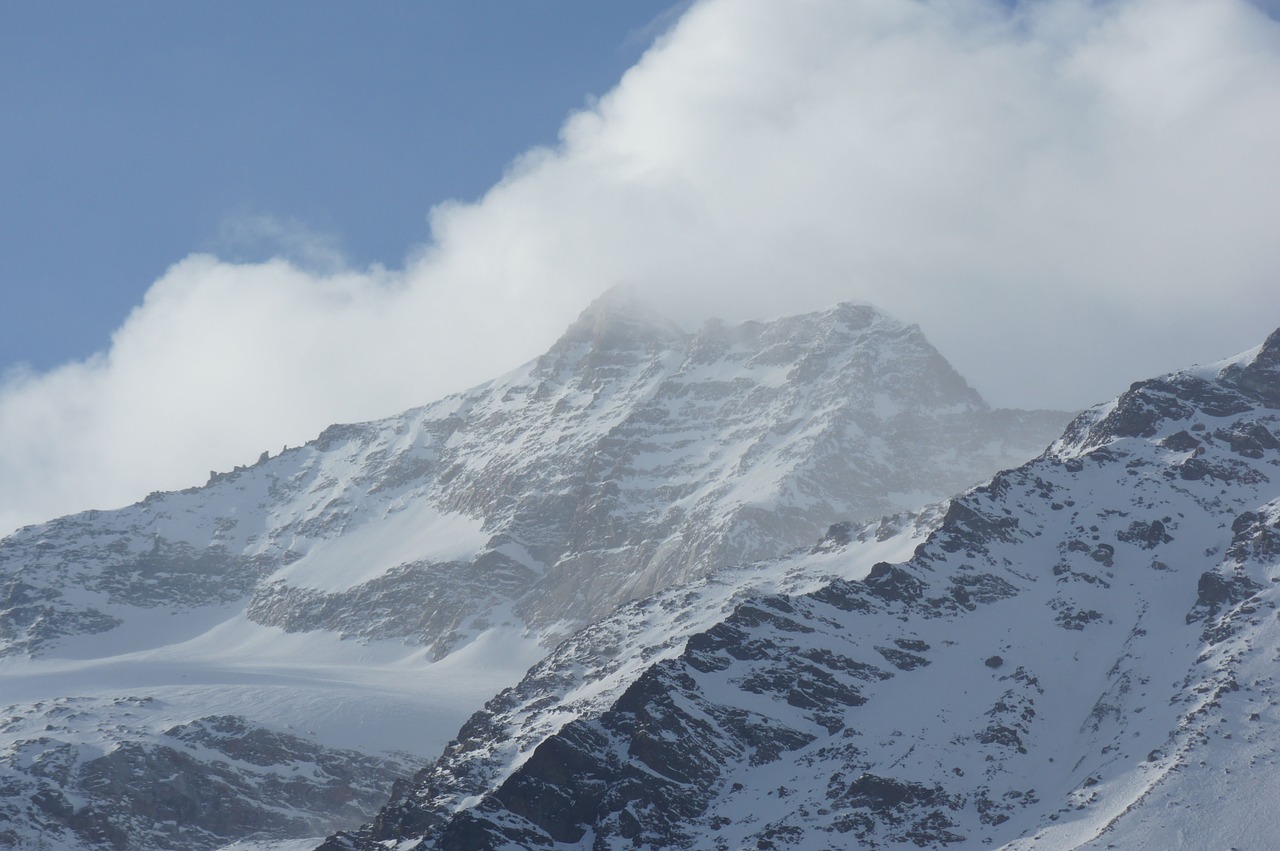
[3,0,1279,534]
[214,211,350,275]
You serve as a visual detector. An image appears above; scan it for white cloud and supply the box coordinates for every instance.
[3,0,1280,533]
[214,212,350,274]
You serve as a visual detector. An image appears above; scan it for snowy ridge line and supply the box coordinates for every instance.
[325,326,1280,850]
[337,509,936,846]
[0,295,1069,851]
[0,294,1066,663]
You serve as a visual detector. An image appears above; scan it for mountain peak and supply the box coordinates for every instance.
[553,284,687,351]
[765,300,888,335]
[1218,325,1280,408]
[1053,326,1280,457]
[822,299,883,325]
[335,321,1280,851]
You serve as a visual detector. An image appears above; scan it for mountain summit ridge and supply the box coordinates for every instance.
[329,325,1280,850]
[0,296,1062,661]
[550,284,688,352]
[1219,325,1280,407]
[0,295,1069,850]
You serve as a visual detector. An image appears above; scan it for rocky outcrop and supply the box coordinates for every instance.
[0,295,1070,851]
[330,327,1280,850]
[0,704,407,851]
[1,295,1068,661]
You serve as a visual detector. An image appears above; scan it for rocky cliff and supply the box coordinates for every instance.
[328,328,1280,850]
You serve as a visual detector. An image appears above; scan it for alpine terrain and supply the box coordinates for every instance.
[0,292,1067,850]
[325,328,1280,850]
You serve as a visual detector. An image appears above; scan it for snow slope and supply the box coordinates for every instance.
[0,293,1066,850]
[330,328,1280,850]
[1,291,1064,663]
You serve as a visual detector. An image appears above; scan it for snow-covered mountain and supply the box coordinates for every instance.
[0,293,1066,850]
[1,291,1061,663]
[326,328,1280,850]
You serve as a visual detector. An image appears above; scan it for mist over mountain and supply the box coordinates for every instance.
[324,327,1280,850]
[0,292,1064,662]
[4,1,1279,848]
[0,294,1068,850]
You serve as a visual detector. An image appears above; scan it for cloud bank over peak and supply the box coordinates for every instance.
[3,0,1280,533]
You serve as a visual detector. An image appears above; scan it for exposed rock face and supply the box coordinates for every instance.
[0,294,1070,851]
[327,327,1280,850]
[0,294,1066,661]
[0,702,407,851]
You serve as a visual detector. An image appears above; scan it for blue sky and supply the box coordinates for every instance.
[0,1,681,372]
[1,0,1279,534]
